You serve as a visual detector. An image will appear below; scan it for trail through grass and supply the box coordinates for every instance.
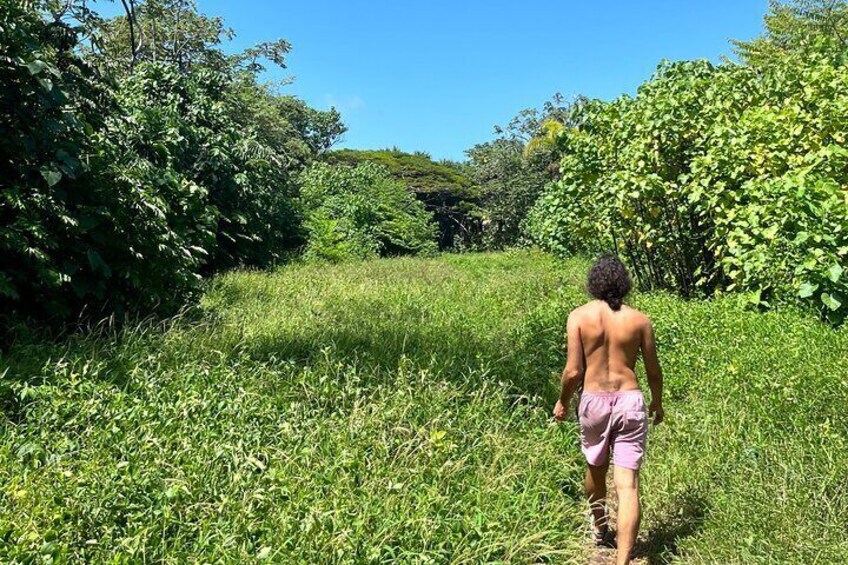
[1,251,846,563]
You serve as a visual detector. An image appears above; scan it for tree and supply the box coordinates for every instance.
[465,95,579,249]
[91,0,346,271]
[733,0,848,65]
[0,0,345,324]
[94,0,231,72]
[298,163,438,262]
[327,149,479,249]
[0,0,214,319]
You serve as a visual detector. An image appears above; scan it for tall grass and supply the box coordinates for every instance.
[0,251,845,563]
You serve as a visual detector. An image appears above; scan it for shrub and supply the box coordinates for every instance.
[466,138,549,250]
[527,52,848,322]
[298,163,438,262]
[0,2,206,318]
[327,149,480,249]
[113,63,303,272]
[466,96,572,250]
[0,2,343,324]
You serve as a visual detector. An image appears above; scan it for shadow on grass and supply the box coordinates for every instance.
[1,290,569,421]
[0,314,190,421]
[241,319,562,401]
[635,492,708,564]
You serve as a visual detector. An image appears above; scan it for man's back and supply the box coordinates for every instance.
[554,256,664,565]
[570,300,650,393]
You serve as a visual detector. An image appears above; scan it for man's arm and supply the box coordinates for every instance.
[554,311,584,421]
[641,319,664,425]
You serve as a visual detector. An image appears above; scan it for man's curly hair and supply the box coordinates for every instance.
[587,255,631,311]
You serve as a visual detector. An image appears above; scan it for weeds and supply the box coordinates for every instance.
[0,251,845,563]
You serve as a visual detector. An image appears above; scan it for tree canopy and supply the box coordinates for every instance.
[326,149,480,249]
[0,0,344,323]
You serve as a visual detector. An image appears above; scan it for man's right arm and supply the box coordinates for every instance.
[641,318,664,425]
[553,311,584,421]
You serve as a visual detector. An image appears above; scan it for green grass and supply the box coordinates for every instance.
[1,251,846,563]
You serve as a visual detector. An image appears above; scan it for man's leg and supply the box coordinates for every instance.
[584,463,609,535]
[613,466,640,565]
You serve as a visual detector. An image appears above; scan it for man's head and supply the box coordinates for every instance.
[587,255,631,311]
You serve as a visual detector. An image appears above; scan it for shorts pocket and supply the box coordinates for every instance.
[624,410,647,431]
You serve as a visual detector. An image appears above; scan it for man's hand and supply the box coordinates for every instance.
[553,399,569,421]
[649,400,664,425]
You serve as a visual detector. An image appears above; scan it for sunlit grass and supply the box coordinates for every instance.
[0,251,846,563]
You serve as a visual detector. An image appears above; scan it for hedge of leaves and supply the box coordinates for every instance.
[527,47,848,322]
[298,163,438,262]
[0,0,123,318]
[0,1,342,322]
[327,149,480,250]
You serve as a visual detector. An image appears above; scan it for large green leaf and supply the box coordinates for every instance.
[25,59,49,75]
[40,168,62,187]
[0,273,19,300]
[821,293,842,311]
[87,249,112,278]
[798,282,818,298]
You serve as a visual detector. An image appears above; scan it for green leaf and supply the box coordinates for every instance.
[0,274,19,300]
[86,249,112,278]
[798,282,818,298]
[246,456,266,472]
[25,60,48,75]
[821,293,842,311]
[792,232,809,245]
[827,264,843,283]
[40,168,62,187]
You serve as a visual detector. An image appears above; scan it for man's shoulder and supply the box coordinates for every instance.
[623,305,652,327]
[568,302,593,319]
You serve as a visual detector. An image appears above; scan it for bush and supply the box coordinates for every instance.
[527,51,848,322]
[467,138,551,249]
[0,2,343,324]
[466,96,572,250]
[327,149,480,249]
[113,63,303,272]
[0,2,206,318]
[298,163,438,262]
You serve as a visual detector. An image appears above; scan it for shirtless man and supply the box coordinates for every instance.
[553,255,664,565]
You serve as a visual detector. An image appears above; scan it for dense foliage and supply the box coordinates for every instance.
[328,149,479,249]
[0,0,344,323]
[1,0,117,318]
[298,162,438,262]
[465,95,571,249]
[526,1,848,322]
[1,253,845,562]
[328,149,474,195]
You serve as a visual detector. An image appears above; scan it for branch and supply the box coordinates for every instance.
[119,0,137,69]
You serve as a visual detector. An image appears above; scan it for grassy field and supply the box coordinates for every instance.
[1,251,846,563]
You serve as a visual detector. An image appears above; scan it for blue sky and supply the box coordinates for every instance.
[94,1,769,161]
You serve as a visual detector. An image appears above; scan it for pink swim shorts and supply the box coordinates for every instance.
[578,390,648,470]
